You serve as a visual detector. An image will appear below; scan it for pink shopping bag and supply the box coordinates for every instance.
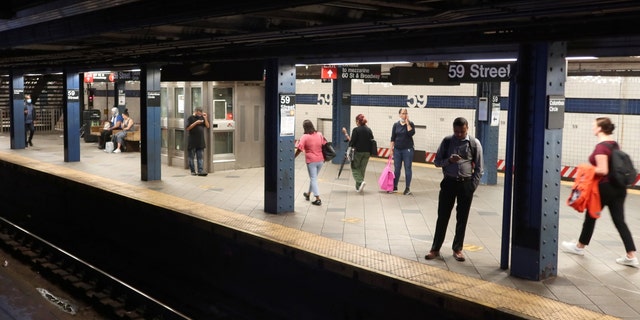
[378,155,395,191]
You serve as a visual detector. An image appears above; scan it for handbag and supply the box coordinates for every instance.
[322,138,336,162]
[347,146,354,162]
[378,155,395,191]
[105,141,114,153]
[370,139,378,156]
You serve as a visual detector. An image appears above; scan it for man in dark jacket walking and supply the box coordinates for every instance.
[24,94,36,147]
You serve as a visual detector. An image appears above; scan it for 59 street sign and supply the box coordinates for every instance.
[448,62,513,82]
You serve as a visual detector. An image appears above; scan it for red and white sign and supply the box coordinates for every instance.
[321,67,338,79]
[84,73,94,83]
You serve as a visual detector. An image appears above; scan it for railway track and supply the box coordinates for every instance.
[0,216,191,320]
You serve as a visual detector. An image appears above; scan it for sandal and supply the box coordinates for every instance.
[303,192,310,201]
[311,199,322,206]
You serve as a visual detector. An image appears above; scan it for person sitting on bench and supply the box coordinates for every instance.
[98,107,122,149]
[111,109,134,153]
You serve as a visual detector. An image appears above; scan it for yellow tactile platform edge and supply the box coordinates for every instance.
[0,152,619,320]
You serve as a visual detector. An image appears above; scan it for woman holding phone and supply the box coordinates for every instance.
[389,108,416,195]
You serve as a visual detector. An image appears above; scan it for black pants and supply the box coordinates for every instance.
[98,129,113,149]
[431,177,476,252]
[25,122,35,144]
[580,182,635,252]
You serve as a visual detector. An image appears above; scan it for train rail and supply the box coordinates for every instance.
[0,216,190,320]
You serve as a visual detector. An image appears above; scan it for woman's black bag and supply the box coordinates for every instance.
[370,139,378,156]
[322,139,336,161]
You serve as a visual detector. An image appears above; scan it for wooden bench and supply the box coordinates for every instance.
[112,125,141,152]
[90,125,102,136]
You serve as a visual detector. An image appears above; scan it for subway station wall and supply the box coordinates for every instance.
[295,76,640,177]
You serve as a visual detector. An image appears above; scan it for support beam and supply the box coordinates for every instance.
[10,71,26,149]
[264,59,296,213]
[476,82,501,185]
[63,70,81,162]
[509,42,566,280]
[332,69,352,163]
[140,65,162,181]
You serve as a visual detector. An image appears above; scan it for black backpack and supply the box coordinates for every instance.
[604,142,637,188]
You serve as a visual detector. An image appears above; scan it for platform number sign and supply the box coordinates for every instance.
[280,93,295,136]
[67,89,79,101]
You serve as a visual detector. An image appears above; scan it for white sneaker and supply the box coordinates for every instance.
[357,181,366,193]
[561,241,584,256]
[113,149,121,153]
[616,256,639,267]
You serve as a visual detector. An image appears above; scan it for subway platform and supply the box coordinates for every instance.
[1,132,639,319]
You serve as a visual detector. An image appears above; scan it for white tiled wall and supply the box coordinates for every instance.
[296,76,640,169]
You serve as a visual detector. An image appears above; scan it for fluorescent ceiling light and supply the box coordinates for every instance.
[566,56,598,60]
[296,61,410,67]
[453,58,517,63]
[326,61,410,65]
[455,57,598,62]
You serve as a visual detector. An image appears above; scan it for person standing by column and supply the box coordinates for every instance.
[389,108,415,195]
[425,117,484,262]
[561,117,637,266]
[295,119,324,206]
[24,94,36,147]
[186,107,210,176]
[343,114,374,193]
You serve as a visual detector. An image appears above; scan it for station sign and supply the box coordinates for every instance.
[448,62,513,82]
[67,89,80,101]
[279,93,295,136]
[546,95,565,129]
[115,71,140,81]
[84,72,115,82]
[340,65,381,80]
[83,71,140,82]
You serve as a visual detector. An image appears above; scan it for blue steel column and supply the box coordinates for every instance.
[510,42,566,280]
[476,82,500,185]
[63,70,81,162]
[332,68,351,163]
[264,59,295,213]
[10,71,26,149]
[140,65,162,181]
[500,79,518,269]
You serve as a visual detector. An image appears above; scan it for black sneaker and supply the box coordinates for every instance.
[403,188,412,195]
[197,172,208,176]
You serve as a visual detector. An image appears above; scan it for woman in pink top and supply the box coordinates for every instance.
[295,119,325,205]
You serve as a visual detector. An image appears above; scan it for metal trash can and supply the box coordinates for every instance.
[82,109,101,142]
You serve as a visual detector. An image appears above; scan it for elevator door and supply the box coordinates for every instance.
[234,84,265,168]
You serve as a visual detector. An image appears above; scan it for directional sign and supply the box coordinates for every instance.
[321,66,337,79]
[340,65,381,80]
